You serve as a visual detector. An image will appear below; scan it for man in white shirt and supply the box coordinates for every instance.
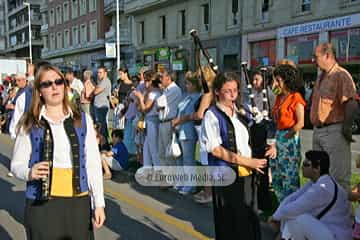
[9,73,31,139]
[268,150,352,240]
[65,70,84,97]
[157,70,182,167]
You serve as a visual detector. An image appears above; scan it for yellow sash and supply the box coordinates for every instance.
[50,168,88,197]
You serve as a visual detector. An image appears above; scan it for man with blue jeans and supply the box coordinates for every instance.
[93,66,112,145]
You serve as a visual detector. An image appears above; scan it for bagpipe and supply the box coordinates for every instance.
[240,61,273,124]
[189,29,218,93]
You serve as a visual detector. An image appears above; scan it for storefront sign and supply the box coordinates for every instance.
[172,60,184,71]
[156,48,171,60]
[277,13,360,38]
[105,42,116,58]
[143,49,156,55]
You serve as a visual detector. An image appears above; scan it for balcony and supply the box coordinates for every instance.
[5,39,43,52]
[41,39,105,59]
[105,27,131,44]
[104,0,124,15]
[7,5,27,17]
[8,20,42,35]
[40,4,48,13]
[125,0,184,14]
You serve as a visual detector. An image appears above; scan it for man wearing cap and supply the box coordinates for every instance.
[9,73,32,139]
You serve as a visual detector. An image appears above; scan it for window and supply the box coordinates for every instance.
[72,26,78,45]
[179,10,186,36]
[57,32,62,48]
[331,28,360,62]
[80,0,86,16]
[139,21,144,44]
[89,0,96,12]
[49,9,55,26]
[64,29,70,47]
[43,36,48,49]
[80,24,87,43]
[286,34,318,64]
[201,3,209,31]
[231,0,239,25]
[72,0,78,19]
[261,0,269,21]
[90,20,97,41]
[50,33,55,50]
[56,6,62,24]
[301,0,311,12]
[160,16,166,40]
[21,31,25,43]
[63,2,69,22]
[251,39,276,67]
[10,35,17,46]
[223,54,238,71]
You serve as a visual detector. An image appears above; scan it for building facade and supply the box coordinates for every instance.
[2,0,42,60]
[241,0,360,85]
[40,0,107,75]
[125,0,242,87]
[0,0,6,54]
[103,0,133,79]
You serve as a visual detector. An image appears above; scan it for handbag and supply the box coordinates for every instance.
[166,132,182,158]
[137,114,146,131]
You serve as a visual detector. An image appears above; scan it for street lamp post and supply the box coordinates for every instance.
[23,2,32,64]
[116,0,120,70]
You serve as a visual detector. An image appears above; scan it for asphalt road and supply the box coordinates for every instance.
[0,130,358,239]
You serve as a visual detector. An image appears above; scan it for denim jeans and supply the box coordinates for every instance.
[94,106,109,143]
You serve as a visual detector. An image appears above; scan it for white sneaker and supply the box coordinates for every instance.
[7,172,13,177]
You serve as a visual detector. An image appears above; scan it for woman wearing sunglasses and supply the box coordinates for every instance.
[11,64,105,239]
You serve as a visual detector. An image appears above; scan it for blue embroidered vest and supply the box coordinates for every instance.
[25,112,88,200]
[207,105,250,167]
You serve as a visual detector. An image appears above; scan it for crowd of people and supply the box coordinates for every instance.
[1,42,359,239]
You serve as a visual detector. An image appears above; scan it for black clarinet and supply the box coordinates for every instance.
[41,129,53,200]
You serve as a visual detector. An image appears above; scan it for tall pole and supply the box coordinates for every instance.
[24,2,32,64]
[116,0,120,70]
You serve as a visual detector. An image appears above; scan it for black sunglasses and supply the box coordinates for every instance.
[39,78,65,89]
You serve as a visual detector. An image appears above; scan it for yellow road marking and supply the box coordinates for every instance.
[0,134,212,240]
[105,186,212,240]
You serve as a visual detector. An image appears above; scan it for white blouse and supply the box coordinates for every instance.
[201,103,251,158]
[11,107,105,208]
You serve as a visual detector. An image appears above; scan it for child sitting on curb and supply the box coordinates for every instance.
[101,129,129,180]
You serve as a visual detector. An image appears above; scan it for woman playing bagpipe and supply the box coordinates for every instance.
[240,63,277,213]
[190,30,266,239]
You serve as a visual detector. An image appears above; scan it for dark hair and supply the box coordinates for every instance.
[65,69,74,75]
[112,129,124,140]
[305,150,330,175]
[212,72,241,103]
[119,67,130,80]
[98,66,107,72]
[273,64,305,97]
[213,72,240,93]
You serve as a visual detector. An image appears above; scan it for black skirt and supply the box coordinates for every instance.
[212,173,261,240]
[24,195,93,240]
